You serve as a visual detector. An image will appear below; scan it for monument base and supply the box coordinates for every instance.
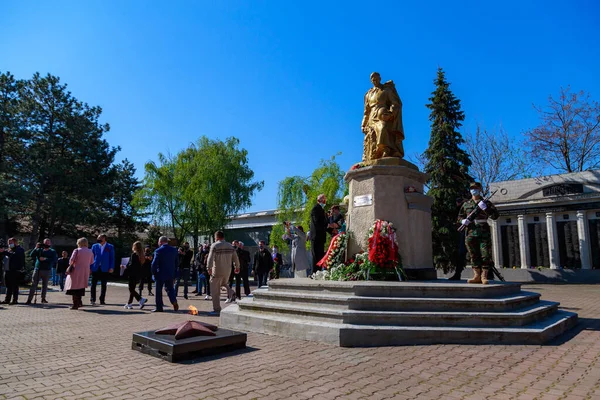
[345,162,434,276]
[132,328,246,362]
[221,279,578,346]
[404,267,438,280]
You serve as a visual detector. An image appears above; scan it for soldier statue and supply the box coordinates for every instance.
[458,182,499,284]
[361,72,405,161]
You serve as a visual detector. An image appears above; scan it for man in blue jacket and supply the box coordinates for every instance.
[90,234,115,305]
[151,236,179,313]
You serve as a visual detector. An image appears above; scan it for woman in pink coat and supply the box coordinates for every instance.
[65,237,94,310]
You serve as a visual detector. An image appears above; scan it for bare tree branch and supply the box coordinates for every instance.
[464,124,539,193]
[525,87,600,173]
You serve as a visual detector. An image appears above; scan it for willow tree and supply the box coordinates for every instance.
[179,136,264,249]
[134,152,191,245]
[269,154,345,250]
[424,68,472,272]
[135,136,263,249]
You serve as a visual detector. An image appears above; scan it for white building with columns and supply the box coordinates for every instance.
[489,170,600,270]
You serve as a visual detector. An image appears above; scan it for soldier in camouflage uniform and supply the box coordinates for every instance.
[458,182,499,284]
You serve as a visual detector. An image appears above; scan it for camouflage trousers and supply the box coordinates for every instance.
[465,232,493,269]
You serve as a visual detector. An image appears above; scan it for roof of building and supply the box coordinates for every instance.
[490,170,600,208]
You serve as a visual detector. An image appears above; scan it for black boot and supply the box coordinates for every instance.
[448,266,464,281]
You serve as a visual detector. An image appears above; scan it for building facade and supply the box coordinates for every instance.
[489,170,600,270]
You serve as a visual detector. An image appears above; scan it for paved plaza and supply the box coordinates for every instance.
[0,284,599,400]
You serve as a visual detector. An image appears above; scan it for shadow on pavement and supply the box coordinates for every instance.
[178,346,260,364]
[81,309,146,315]
[22,303,71,309]
[545,318,600,346]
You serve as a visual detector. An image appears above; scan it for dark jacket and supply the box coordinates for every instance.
[126,253,144,279]
[327,213,345,235]
[30,247,58,271]
[151,244,179,281]
[7,246,25,272]
[236,248,251,271]
[143,250,153,273]
[309,203,327,241]
[178,249,193,270]
[56,257,69,274]
[253,248,273,274]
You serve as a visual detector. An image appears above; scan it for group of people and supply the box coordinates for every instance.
[0,235,120,308]
[0,193,349,312]
[0,231,284,315]
[280,194,346,277]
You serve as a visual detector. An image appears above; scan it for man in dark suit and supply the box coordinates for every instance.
[253,240,273,288]
[235,241,251,298]
[1,237,25,304]
[310,193,328,272]
[150,236,179,313]
[90,234,115,305]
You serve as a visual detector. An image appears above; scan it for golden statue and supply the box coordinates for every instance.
[361,72,405,162]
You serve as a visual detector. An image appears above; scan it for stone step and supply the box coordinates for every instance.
[220,305,578,346]
[267,279,522,298]
[237,298,559,327]
[253,289,542,312]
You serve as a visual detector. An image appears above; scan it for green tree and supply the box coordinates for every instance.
[424,68,472,272]
[103,159,143,258]
[134,152,190,245]
[269,155,345,250]
[0,71,144,249]
[136,136,264,248]
[178,136,264,249]
[15,73,119,247]
[0,72,25,240]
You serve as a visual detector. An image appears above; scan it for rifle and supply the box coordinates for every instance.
[490,264,505,282]
[457,189,498,232]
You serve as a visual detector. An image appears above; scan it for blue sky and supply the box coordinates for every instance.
[2,1,599,212]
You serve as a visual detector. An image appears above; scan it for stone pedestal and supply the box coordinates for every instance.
[345,160,435,280]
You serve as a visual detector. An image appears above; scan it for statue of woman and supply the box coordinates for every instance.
[361,72,405,161]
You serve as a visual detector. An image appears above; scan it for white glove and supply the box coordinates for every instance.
[478,201,487,210]
[461,219,471,226]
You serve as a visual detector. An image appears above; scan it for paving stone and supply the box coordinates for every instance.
[0,284,598,399]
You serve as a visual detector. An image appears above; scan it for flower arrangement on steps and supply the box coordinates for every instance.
[313,219,405,281]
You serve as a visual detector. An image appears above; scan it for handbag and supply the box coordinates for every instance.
[66,249,78,274]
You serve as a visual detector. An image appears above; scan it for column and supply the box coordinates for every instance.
[490,219,503,269]
[577,211,591,270]
[546,212,560,269]
[517,215,530,269]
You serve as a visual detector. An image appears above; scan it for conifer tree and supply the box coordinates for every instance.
[424,68,472,271]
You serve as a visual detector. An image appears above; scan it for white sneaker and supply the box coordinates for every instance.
[90,301,96,306]
[124,304,133,309]
[139,298,147,310]
[225,298,231,304]
[204,295,211,300]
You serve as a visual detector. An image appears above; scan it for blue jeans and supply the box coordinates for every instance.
[51,268,58,285]
[155,279,177,311]
[197,274,208,294]
[58,273,66,291]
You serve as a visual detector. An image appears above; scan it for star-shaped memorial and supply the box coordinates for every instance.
[155,320,218,340]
